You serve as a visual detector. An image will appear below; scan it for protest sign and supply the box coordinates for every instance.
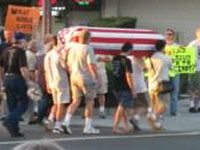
[165,46,196,74]
[4,5,40,34]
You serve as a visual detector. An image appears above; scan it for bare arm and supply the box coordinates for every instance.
[88,63,98,80]
[126,72,134,90]
[20,67,30,81]
[44,56,51,93]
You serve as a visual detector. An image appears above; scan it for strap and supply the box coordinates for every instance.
[149,57,156,73]
[7,49,15,72]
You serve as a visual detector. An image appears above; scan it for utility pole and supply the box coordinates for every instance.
[42,0,52,39]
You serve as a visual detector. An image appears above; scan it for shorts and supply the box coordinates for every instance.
[113,90,134,108]
[52,88,70,104]
[97,81,108,94]
[188,71,200,96]
[134,92,149,108]
[71,77,97,100]
[149,91,169,111]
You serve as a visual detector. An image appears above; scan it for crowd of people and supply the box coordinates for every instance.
[0,27,199,138]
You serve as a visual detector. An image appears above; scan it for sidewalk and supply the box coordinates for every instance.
[72,99,200,132]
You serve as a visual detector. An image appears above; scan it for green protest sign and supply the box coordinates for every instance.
[165,46,196,74]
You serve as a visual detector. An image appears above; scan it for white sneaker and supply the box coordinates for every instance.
[61,124,72,134]
[43,119,53,131]
[83,127,100,134]
[52,126,64,134]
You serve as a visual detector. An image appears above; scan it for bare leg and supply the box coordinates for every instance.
[121,110,132,133]
[56,104,66,122]
[85,100,94,118]
[84,99,94,129]
[98,94,106,112]
[67,98,81,115]
[113,104,124,133]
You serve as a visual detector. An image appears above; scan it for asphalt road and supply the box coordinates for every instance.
[1,126,200,150]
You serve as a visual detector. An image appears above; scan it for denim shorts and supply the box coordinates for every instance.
[113,90,134,108]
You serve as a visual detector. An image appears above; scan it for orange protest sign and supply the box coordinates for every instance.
[4,5,40,34]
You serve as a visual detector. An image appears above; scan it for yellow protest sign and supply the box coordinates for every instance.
[165,46,196,74]
[4,5,40,34]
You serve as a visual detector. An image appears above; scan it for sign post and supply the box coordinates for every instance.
[42,0,52,39]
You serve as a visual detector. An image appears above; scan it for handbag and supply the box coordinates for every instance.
[156,80,173,93]
[149,58,173,94]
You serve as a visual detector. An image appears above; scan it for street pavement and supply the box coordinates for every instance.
[1,99,200,150]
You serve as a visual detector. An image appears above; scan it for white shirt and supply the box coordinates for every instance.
[188,40,200,71]
[67,42,96,80]
[145,52,172,92]
[129,56,147,93]
[26,50,37,71]
[96,55,108,83]
[44,48,69,90]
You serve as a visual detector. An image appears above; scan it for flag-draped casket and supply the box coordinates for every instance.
[57,26,164,57]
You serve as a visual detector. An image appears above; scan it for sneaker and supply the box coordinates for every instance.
[2,121,24,137]
[170,112,177,116]
[99,112,106,119]
[10,131,24,137]
[152,125,165,131]
[129,119,140,131]
[147,116,156,130]
[61,124,72,134]
[2,121,11,130]
[83,127,100,134]
[28,120,38,125]
[189,107,198,113]
[52,126,64,134]
[43,119,53,131]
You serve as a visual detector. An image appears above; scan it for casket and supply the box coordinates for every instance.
[57,26,164,57]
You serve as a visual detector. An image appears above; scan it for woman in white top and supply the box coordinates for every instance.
[145,40,172,131]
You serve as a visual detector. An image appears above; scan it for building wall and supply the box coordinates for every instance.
[103,0,200,45]
[70,11,101,26]
[103,0,119,17]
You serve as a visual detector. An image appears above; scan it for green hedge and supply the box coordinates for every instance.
[88,17,137,28]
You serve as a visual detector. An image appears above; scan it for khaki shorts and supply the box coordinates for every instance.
[71,77,97,100]
[97,81,108,94]
[52,88,70,104]
[149,91,169,111]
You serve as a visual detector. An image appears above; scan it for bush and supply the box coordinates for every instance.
[88,17,137,28]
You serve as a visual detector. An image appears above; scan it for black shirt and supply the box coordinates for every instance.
[0,46,27,76]
[112,55,133,91]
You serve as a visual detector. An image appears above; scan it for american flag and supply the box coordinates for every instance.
[57,26,164,57]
